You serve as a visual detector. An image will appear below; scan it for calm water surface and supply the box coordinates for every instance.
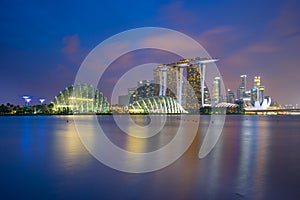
[0,115,299,200]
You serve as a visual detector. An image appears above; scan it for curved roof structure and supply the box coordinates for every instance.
[129,96,187,114]
[215,102,238,108]
[52,84,109,113]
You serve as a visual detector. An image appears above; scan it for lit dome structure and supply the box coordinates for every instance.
[52,84,109,114]
[215,102,238,108]
[129,96,187,114]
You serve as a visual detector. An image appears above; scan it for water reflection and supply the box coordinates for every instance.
[233,115,270,199]
[53,117,87,165]
[21,116,32,157]
[2,115,298,199]
[253,117,270,200]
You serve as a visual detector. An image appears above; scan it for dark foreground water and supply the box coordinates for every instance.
[0,115,299,200]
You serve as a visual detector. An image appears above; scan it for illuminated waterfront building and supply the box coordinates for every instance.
[203,86,210,105]
[129,80,158,103]
[212,77,221,105]
[237,75,247,99]
[52,84,109,113]
[186,63,201,107]
[227,89,235,103]
[251,88,258,105]
[258,86,265,105]
[254,76,261,88]
[154,57,217,110]
[243,90,252,106]
[249,76,271,109]
[129,96,187,114]
[251,76,264,105]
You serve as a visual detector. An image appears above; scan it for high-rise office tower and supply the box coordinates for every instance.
[251,76,265,106]
[237,75,247,99]
[254,76,261,88]
[212,77,221,104]
[258,86,265,104]
[227,89,235,103]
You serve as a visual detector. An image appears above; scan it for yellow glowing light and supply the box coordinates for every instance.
[69,97,94,101]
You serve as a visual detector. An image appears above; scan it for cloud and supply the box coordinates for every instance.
[62,35,79,55]
[159,1,198,29]
[196,26,237,55]
[268,1,300,39]
[61,34,84,64]
[245,44,280,53]
[138,31,209,59]
[198,26,235,38]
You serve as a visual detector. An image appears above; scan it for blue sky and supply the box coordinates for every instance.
[0,0,300,105]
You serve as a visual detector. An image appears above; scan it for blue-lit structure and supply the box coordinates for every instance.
[22,96,32,107]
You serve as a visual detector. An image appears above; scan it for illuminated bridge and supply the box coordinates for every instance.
[52,84,109,114]
[129,96,187,114]
[245,108,300,115]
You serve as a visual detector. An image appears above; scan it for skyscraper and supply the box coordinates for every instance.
[251,76,268,107]
[258,86,265,105]
[153,58,215,110]
[254,76,261,88]
[186,63,201,108]
[237,75,247,99]
[227,89,235,103]
[212,77,221,104]
[129,80,157,103]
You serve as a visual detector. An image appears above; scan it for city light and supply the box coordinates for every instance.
[22,96,30,100]
[39,98,46,104]
[22,95,32,107]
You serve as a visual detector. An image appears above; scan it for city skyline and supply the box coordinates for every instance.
[1,0,300,105]
[116,60,274,108]
[9,66,293,108]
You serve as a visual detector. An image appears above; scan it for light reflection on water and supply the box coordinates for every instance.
[0,115,299,199]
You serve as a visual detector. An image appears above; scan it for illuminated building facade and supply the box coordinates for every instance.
[52,84,109,113]
[186,64,202,108]
[227,89,235,103]
[254,76,261,88]
[249,76,271,109]
[129,80,159,103]
[212,77,221,105]
[258,86,265,104]
[251,76,264,105]
[237,75,247,99]
[129,96,187,114]
[153,57,216,110]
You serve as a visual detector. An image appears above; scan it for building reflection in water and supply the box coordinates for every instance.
[12,114,299,199]
[234,115,270,199]
[35,116,90,175]
[21,116,33,157]
[253,117,270,200]
[21,116,49,158]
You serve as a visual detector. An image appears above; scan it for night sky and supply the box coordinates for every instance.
[1,0,300,105]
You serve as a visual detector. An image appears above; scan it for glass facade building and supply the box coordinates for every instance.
[52,84,109,113]
[129,96,187,114]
